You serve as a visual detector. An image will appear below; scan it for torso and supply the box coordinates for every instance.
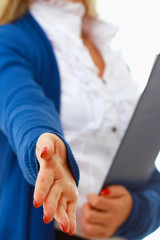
[30,2,139,239]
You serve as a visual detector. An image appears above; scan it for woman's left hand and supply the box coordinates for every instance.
[80,185,133,239]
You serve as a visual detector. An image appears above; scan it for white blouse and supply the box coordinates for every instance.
[30,1,139,239]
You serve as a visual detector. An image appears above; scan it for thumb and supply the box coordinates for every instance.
[101,185,127,198]
[36,133,57,162]
[36,133,67,165]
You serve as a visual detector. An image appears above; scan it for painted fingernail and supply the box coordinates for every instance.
[101,188,110,196]
[60,223,67,233]
[40,147,48,158]
[33,199,38,208]
[43,215,50,224]
[68,230,73,236]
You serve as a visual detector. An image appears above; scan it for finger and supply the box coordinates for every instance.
[81,221,115,239]
[34,167,54,207]
[36,133,56,162]
[87,193,113,211]
[81,203,108,225]
[67,201,77,235]
[43,182,62,223]
[101,185,128,198]
[37,133,67,163]
[66,183,78,235]
[55,196,69,233]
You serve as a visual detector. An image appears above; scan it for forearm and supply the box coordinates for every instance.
[0,39,79,187]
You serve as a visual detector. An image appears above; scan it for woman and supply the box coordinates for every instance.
[0,0,160,240]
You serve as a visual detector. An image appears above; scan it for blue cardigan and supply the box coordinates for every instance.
[0,12,160,240]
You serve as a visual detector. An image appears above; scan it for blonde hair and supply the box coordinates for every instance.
[0,0,97,25]
[0,0,28,25]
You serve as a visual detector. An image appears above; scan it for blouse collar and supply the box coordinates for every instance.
[30,0,119,47]
[30,0,85,37]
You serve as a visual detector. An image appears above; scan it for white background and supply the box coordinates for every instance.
[97,0,160,239]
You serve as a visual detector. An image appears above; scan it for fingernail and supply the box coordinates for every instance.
[101,188,110,196]
[40,147,48,158]
[33,199,38,208]
[68,230,73,236]
[60,223,67,233]
[43,215,50,224]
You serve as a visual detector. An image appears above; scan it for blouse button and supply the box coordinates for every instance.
[102,79,106,84]
[111,127,117,132]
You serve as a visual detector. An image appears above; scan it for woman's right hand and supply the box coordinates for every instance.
[34,132,78,235]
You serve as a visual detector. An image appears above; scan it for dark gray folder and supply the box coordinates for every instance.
[101,54,160,191]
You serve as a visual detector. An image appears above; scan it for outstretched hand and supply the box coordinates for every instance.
[33,133,78,235]
[80,185,133,238]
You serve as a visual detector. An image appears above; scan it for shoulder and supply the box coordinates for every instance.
[0,12,44,55]
[0,25,22,52]
[0,12,29,42]
[0,12,60,86]
[0,12,52,73]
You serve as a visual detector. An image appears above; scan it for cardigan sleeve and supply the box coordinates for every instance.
[0,27,79,187]
[115,167,160,239]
